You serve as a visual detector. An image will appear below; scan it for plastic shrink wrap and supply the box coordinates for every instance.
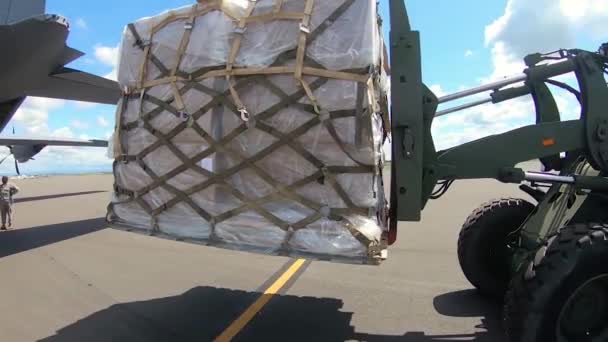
[106,0,391,264]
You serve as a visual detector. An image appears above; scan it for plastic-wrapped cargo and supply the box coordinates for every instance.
[106,0,391,264]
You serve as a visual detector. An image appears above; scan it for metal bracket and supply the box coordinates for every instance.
[401,126,414,159]
[119,155,134,164]
[234,27,247,35]
[178,111,191,123]
[239,108,250,122]
[299,23,310,34]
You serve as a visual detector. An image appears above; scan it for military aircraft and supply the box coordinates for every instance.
[0,0,121,173]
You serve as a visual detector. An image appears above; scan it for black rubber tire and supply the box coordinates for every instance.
[503,224,608,342]
[458,198,535,299]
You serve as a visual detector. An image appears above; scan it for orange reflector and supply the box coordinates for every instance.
[543,138,556,147]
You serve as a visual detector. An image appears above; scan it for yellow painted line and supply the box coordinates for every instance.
[214,259,307,342]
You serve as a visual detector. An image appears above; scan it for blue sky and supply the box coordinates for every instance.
[2,0,607,175]
[54,0,504,92]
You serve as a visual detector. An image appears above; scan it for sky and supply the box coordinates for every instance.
[2,0,607,175]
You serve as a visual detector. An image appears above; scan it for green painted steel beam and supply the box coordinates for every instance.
[434,120,586,180]
[389,0,425,221]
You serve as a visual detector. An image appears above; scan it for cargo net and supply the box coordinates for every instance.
[107,0,390,263]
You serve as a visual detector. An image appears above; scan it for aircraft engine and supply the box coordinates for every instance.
[0,144,46,174]
[11,144,45,163]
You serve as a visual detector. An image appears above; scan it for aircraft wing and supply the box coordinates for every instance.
[0,136,108,147]
[28,67,121,105]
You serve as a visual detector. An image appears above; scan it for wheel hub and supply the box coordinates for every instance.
[558,274,608,340]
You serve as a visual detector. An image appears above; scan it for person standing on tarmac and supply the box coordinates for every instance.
[0,176,19,230]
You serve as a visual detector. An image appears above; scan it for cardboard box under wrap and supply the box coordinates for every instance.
[106,0,391,264]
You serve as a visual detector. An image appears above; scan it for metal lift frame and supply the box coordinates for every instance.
[388,0,608,261]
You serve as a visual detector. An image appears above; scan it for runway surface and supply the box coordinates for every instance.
[0,165,540,341]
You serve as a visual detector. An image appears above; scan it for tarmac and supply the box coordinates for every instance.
[0,163,540,341]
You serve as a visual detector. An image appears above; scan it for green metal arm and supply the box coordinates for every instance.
[432,120,585,180]
[389,0,427,222]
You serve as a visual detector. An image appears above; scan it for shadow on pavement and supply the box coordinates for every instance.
[0,218,107,258]
[432,289,505,342]
[14,191,108,203]
[40,286,505,342]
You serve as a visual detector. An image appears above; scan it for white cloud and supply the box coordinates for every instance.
[70,120,89,130]
[0,125,112,176]
[44,127,109,165]
[429,84,446,97]
[13,97,66,134]
[14,108,47,134]
[15,144,112,175]
[94,45,119,67]
[52,127,75,139]
[97,116,110,127]
[1,99,112,175]
[485,1,572,57]
[82,57,96,65]
[75,18,88,30]
[94,44,120,81]
[104,69,118,81]
[560,0,608,38]
[24,98,65,111]
[484,0,608,80]
[431,84,582,151]
[428,0,605,151]
[432,96,535,149]
[465,50,474,57]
